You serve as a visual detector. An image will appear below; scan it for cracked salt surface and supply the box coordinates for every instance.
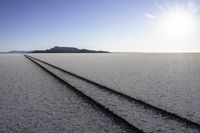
[31,53,200,124]
[0,54,134,133]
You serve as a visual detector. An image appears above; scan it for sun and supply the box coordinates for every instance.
[146,1,199,37]
[144,0,199,52]
[160,8,196,36]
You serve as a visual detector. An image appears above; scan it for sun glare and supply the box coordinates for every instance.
[144,1,200,52]
[148,1,199,38]
[161,9,196,36]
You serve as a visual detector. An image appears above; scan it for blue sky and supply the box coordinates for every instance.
[0,0,200,52]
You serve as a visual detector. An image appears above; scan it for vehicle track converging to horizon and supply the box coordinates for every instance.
[25,55,200,133]
[0,54,138,133]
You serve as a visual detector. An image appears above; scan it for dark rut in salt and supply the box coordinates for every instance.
[25,55,200,133]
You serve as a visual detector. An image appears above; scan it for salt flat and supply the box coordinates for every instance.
[0,54,133,133]
[31,53,200,124]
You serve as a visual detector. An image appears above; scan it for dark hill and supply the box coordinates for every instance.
[31,46,109,53]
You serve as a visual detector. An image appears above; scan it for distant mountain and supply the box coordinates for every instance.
[30,46,109,53]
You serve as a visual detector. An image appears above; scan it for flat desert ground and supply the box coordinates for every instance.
[0,53,200,133]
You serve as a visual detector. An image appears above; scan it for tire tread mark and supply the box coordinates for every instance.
[25,54,200,130]
[24,55,144,133]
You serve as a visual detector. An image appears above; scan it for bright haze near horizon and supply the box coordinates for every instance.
[0,0,200,52]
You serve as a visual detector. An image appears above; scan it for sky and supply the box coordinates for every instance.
[0,0,200,52]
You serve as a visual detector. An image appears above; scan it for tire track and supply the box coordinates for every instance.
[25,55,200,133]
[24,55,143,133]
